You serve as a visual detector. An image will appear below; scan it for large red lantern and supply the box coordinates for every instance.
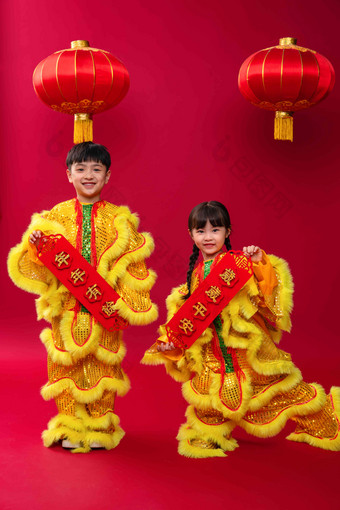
[238,38,335,141]
[33,40,130,143]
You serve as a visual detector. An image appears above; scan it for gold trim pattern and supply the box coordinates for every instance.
[51,99,105,114]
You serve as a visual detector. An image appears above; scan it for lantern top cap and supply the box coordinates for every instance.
[71,40,90,49]
[279,37,297,46]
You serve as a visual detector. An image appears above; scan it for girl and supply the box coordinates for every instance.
[142,201,340,458]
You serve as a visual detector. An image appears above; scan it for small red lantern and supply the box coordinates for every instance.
[33,40,130,143]
[238,38,335,141]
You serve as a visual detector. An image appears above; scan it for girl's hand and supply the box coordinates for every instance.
[243,245,262,263]
[157,341,176,352]
[29,230,43,245]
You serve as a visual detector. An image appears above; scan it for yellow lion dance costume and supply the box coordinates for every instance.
[8,199,157,452]
[143,252,340,458]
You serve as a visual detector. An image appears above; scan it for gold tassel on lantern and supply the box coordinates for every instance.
[274,111,294,142]
[74,113,93,144]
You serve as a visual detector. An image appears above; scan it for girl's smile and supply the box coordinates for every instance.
[190,220,230,261]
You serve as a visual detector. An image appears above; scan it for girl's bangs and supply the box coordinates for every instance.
[192,206,225,229]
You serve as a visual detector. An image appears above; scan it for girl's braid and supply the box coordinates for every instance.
[225,236,232,251]
[183,244,199,300]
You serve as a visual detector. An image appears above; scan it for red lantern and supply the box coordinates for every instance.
[238,38,335,141]
[33,40,130,143]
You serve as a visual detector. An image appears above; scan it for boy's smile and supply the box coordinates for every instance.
[66,160,111,204]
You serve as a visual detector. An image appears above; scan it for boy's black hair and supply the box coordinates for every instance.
[66,142,111,171]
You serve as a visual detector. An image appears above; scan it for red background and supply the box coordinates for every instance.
[1,1,339,509]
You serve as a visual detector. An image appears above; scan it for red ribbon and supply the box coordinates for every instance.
[36,234,128,332]
[165,252,253,350]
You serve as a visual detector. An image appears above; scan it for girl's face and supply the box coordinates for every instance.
[190,220,230,261]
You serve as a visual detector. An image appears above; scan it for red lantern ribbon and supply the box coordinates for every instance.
[36,234,128,331]
[165,252,253,350]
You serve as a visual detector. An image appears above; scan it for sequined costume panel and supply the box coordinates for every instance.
[8,199,157,451]
[143,251,340,456]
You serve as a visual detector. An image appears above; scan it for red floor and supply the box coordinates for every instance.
[1,325,339,510]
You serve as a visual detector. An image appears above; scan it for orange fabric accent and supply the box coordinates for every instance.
[157,342,184,361]
[252,311,271,335]
[27,240,44,266]
[252,251,278,296]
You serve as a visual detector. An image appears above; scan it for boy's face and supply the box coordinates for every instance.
[66,160,110,204]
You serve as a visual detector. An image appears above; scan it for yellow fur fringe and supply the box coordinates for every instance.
[184,405,237,450]
[114,297,158,326]
[121,268,157,292]
[9,205,158,329]
[7,213,66,295]
[238,383,326,438]
[286,386,340,451]
[177,437,226,458]
[248,368,302,411]
[41,372,131,402]
[42,406,125,453]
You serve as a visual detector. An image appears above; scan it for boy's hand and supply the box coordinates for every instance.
[243,245,263,263]
[29,230,44,246]
[157,341,176,352]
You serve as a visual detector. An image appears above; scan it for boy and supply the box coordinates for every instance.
[8,142,158,453]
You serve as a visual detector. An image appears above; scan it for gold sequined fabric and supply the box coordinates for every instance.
[291,394,339,439]
[18,252,48,282]
[195,408,227,425]
[220,372,242,410]
[160,257,340,448]
[86,391,116,418]
[55,391,76,416]
[190,438,220,449]
[126,261,149,279]
[72,312,92,346]
[192,367,212,395]
[116,281,152,312]
[11,199,156,439]
[244,382,316,425]
[254,325,291,363]
[47,354,125,390]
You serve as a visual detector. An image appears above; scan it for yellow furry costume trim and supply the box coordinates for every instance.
[176,407,239,458]
[183,405,237,449]
[42,406,125,453]
[177,435,227,458]
[40,326,127,366]
[248,368,302,411]
[8,199,156,452]
[59,311,101,360]
[181,371,254,422]
[114,296,158,326]
[286,386,340,451]
[40,328,73,366]
[41,371,131,402]
[7,213,64,296]
[121,267,157,291]
[239,383,326,438]
[8,201,158,328]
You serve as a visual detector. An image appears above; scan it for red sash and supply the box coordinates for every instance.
[165,252,253,349]
[36,234,128,332]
